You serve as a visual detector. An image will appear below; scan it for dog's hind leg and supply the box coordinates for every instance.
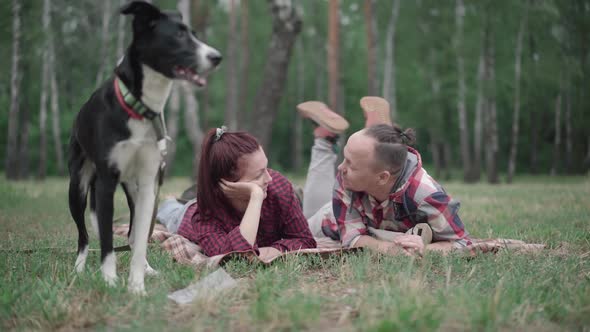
[95,174,119,286]
[69,156,94,273]
[69,170,89,273]
[122,182,159,277]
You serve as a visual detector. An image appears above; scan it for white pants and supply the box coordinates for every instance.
[302,138,338,239]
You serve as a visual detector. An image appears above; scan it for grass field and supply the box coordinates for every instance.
[1,175,589,331]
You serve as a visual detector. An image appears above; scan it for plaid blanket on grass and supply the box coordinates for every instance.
[113,224,357,266]
[113,224,544,267]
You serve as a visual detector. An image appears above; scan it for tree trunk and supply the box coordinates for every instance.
[116,0,127,60]
[364,0,378,96]
[327,0,340,111]
[429,49,443,179]
[50,64,65,175]
[192,0,210,131]
[473,45,485,181]
[429,130,442,179]
[484,28,499,184]
[95,0,112,88]
[238,0,250,129]
[18,103,30,179]
[507,4,528,183]
[528,34,539,174]
[38,0,51,179]
[381,0,400,120]
[564,89,572,173]
[183,84,203,181]
[224,0,239,130]
[249,0,302,149]
[293,37,305,171]
[455,0,473,182]
[550,89,562,176]
[314,1,325,101]
[165,86,181,177]
[178,0,204,181]
[6,0,22,180]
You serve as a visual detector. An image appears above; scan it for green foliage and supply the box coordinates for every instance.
[0,0,588,178]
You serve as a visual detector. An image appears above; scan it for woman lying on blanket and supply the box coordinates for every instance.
[158,127,317,261]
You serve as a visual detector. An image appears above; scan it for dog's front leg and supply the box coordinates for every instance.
[95,175,119,286]
[124,181,159,277]
[128,179,156,294]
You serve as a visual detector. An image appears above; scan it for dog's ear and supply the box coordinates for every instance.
[120,1,162,20]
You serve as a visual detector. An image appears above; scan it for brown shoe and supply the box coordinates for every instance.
[297,101,349,134]
[360,96,392,127]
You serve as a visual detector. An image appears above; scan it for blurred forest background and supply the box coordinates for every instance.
[1,0,589,183]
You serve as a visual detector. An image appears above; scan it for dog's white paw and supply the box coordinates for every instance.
[74,245,89,273]
[128,281,146,295]
[104,274,118,287]
[145,263,159,277]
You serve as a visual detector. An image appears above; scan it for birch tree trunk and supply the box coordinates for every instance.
[381,0,400,120]
[528,35,539,174]
[454,0,473,182]
[95,0,112,88]
[192,0,210,131]
[550,89,562,176]
[293,37,305,171]
[178,0,203,180]
[564,90,572,173]
[249,0,302,148]
[224,0,239,130]
[50,63,65,175]
[18,103,30,179]
[116,0,127,60]
[328,0,340,111]
[183,84,203,181]
[238,0,250,129]
[364,0,378,96]
[165,86,181,177]
[6,0,22,180]
[484,28,499,184]
[473,45,485,181]
[507,3,529,183]
[38,0,51,179]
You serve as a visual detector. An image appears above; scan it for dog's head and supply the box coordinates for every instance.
[121,1,221,87]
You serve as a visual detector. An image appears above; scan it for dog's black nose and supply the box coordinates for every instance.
[208,53,222,66]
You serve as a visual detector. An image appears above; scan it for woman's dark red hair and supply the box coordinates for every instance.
[197,128,260,218]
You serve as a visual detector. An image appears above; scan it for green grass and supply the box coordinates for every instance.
[1,175,589,331]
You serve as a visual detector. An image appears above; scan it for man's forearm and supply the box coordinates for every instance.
[426,241,455,252]
[353,235,403,255]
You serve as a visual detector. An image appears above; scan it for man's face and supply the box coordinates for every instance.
[337,131,382,192]
[237,147,273,198]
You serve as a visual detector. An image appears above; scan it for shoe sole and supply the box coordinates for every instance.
[360,96,392,125]
[297,101,349,133]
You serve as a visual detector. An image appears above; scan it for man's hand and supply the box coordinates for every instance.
[391,234,425,256]
[258,247,282,262]
[355,235,424,257]
[220,179,264,202]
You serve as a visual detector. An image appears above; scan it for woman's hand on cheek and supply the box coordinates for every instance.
[220,179,264,202]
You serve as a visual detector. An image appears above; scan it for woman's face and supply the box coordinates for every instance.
[237,147,273,197]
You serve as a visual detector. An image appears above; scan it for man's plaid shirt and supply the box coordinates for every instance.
[177,169,316,257]
[322,147,471,248]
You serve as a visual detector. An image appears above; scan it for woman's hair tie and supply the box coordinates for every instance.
[214,125,228,142]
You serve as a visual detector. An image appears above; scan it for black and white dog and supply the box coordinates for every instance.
[68,1,221,294]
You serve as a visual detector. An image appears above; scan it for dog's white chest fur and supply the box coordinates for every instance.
[109,120,162,183]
